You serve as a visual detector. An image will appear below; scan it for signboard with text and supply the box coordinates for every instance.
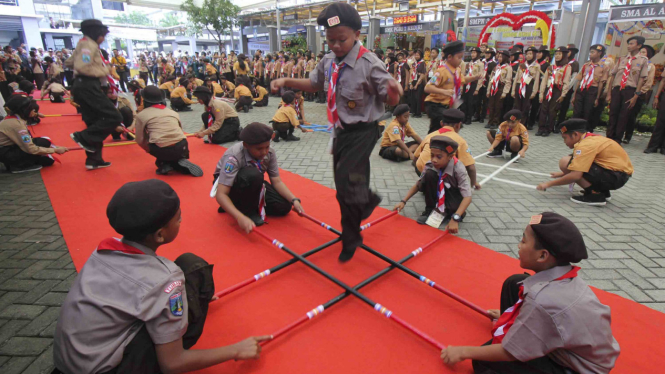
[394,15,417,25]
[609,4,665,22]
[458,10,562,28]
[283,13,297,21]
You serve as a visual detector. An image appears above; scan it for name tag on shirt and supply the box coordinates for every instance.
[524,75,532,85]
[426,210,445,228]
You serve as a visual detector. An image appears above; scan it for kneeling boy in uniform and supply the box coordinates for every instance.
[441,212,620,374]
[0,96,68,173]
[53,179,271,374]
[487,109,529,161]
[40,78,69,103]
[394,136,471,233]
[414,108,480,189]
[170,77,194,112]
[104,85,135,141]
[193,86,240,144]
[213,122,304,232]
[378,104,422,161]
[537,118,633,206]
[135,86,203,177]
[271,91,304,142]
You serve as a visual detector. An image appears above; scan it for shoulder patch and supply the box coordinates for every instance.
[224,156,237,173]
[164,280,182,293]
[21,134,31,143]
[169,292,184,316]
[575,149,582,155]
[392,127,400,134]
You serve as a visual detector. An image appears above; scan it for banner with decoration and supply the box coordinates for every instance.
[477,11,554,48]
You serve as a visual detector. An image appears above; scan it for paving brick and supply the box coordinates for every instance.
[0,337,51,356]
[0,305,47,320]
[22,345,54,374]
[18,307,60,337]
[0,356,35,374]
[34,293,67,307]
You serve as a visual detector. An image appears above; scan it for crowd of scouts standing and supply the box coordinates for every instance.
[0,3,640,373]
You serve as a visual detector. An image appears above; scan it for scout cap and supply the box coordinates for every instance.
[193,86,212,96]
[627,35,645,46]
[503,109,522,121]
[393,103,410,117]
[525,46,538,53]
[558,119,587,134]
[430,136,458,155]
[529,212,587,263]
[443,41,464,57]
[240,122,274,144]
[498,50,510,58]
[142,86,165,104]
[555,46,569,54]
[178,77,189,86]
[514,42,524,50]
[18,80,35,93]
[538,45,550,55]
[590,44,606,57]
[566,44,579,54]
[470,46,482,53]
[642,45,656,59]
[127,80,141,90]
[510,48,522,57]
[441,108,464,124]
[486,48,496,56]
[317,2,361,31]
[107,179,181,240]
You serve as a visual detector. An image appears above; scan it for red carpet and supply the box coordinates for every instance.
[34,98,665,373]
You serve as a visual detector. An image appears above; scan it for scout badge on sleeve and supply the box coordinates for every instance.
[169,292,184,316]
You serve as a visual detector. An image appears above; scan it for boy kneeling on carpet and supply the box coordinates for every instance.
[52,179,271,374]
[440,212,620,374]
[378,104,422,161]
[394,136,471,233]
[40,78,70,103]
[487,109,529,161]
[193,86,241,144]
[213,122,304,233]
[0,96,68,173]
[135,86,203,177]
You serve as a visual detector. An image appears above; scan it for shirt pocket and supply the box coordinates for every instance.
[339,86,365,112]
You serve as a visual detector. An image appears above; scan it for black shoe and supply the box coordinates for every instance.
[473,117,480,122]
[465,119,472,125]
[10,164,42,173]
[479,119,485,124]
[487,149,503,158]
[361,192,382,221]
[535,131,543,136]
[413,114,422,118]
[156,164,174,175]
[484,123,491,129]
[285,134,300,141]
[338,246,357,262]
[243,106,250,113]
[552,129,560,134]
[511,152,519,162]
[176,159,203,177]
[541,131,551,137]
[86,161,111,170]
[580,189,612,201]
[248,213,265,226]
[644,147,658,154]
[526,125,534,130]
[416,211,431,225]
[217,206,226,213]
[622,139,630,144]
[571,191,606,206]
[70,132,95,153]
[273,136,280,142]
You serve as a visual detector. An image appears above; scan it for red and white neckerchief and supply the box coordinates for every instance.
[152,104,166,109]
[620,55,636,90]
[436,157,458,212]
[397,62,405,83]
[411,60,422,82]
[519,61,536,98]
[568,59,576,66]
[293,101,302,119]
[249,160,266,220]
[465,60,475,92]
[443,64,461,105]
[97,237,145,255]
[546,65,566,101]
[327,45,369,130]
[97,47,119,94]
[491,266,581,344]
[490,64,506,96]
[580,63,598,91]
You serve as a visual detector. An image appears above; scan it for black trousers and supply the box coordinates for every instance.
[538,88,562,133]
[170,97,190,111]
[503,92,515,118]
[235,96,253,111]
[254,96,269,107]
[218,167,291,218]
[334,122,381,252]
[49,92,65,103]
[426,102,449,134]
[34,73,45,90]
[461,82,478,122]
[418,168,463,215]
[476,86,489,121]
[148,139,189,169]
[409,84,425,116]
[556,90,574,127]
[572,87,599,132]
[647,98,665,150]
[117,71,129,92]
[513,84,535,125]
[607,86,636,143]
[624,91,651,142]
[55,253,214,374]
[72,77,123,164]
[472,274,571,374]
[488,88,504,128]
[0,138,55,170]
[527,97,540,128]
[111,107,135,141]
[272,121,295,140]
[201,113,240,144]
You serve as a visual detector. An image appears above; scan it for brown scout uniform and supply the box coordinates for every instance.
[573,60,609,130]
[511,62,541,124]
[606,54,648,142]
[538,63,571,133]
[486,63,513,128]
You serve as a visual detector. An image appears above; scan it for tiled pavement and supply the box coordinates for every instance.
[1,94,664,372]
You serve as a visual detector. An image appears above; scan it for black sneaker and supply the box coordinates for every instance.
[416,211,431,225]
[156,164,174,175]
[10,164,42,173]
[535,131,543,136]
[484,123,491,129]
[487,149,503,158]
[511,152,519,162]
[86,161,112,170]
[70,132,95,153]
[247,213,264,226]
[581,189,611,201]
[644,147,659,154]
[176,159,203,177]
[571,191,606,206]
[273,136,280,143]
[541,131,551,137]
[338,246,357,262]
[285,134,300,141]
[622,139,630,144]
[243,106,249,113]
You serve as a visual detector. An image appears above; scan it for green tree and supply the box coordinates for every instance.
[181,0,240,50]
[114,11,153,26]
[160,12,182,28]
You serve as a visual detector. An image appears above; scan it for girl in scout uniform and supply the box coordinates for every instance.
[623,44,656,144]
[234,76,254,113]
[511,46,541,126]
[408,49,427,118]
[527,46,551,129]
[537,46,571,137]
[390,51,411,105]
[486,50,513,130]
[460,47,484,125]
[475,48,496,124]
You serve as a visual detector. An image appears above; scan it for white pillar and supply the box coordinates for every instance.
[462,0,471,42]
[578,0,601,63]
[276,2,282,51]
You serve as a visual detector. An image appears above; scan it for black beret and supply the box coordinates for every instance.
[80,19,108,31]
[590,44,606,55]
[393,103,410,117]
[567,44,579,53]
[240,122,274,144]
[510,48,522,57]
[441,108,464,124]
[526,46,538,54]
[486,48,496,55]
[317,2,361,31]
[430,136,458,154]
[107,179,180,239]
[503,109,522,121]
[514,42,524,49]
[470,46,482,53]
[627,35,646,46]
[178,77,189,86]
[559,119,587,133]
[142,86,165,104]
[529,212,587,263]
[127,80,141,89]
[282,90,295,104]
[643,45,656,59]
[538,45,550,53]
[18,80,34,93]
[498,50,510,58]
[443,41,465,56]
[555,46,568,54]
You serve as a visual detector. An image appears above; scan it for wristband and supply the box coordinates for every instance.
[400,200,407,204]
[291,198,301,205]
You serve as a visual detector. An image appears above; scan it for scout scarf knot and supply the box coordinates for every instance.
[490,64,505,96]
[326,45,369,130]
[580,64,597,91]
[620,56,636,90]
[519,62,536,98]
[249,160,267,220]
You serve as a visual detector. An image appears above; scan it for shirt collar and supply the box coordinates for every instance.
[120,238,157,257]
[337,41,362,69]
[443,157,456,175]
[522,264,574,292]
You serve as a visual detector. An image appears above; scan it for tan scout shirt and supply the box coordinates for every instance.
[310,41,392,125]
[43,82,67,97]
[272,105,299,128]
[495,121,530,147]
[425,63,473,105]
[640,62,656,94]
[53,239,188,374]
[201,97,238,136]
[610,54,648,88]
[135,105,186,150]
[380,119,417,148]
[254,85,268,102]
[414,126,474,173]
[575,61,609,89]
[502,265,620,374]
[421,157,472,199]
[0,116,55,155]
[170,86,193,104]
[486,63,513,98]
[64,37,109,78]
[214,141,279,187]
[511,61,541,99]
[540,64,572,99]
